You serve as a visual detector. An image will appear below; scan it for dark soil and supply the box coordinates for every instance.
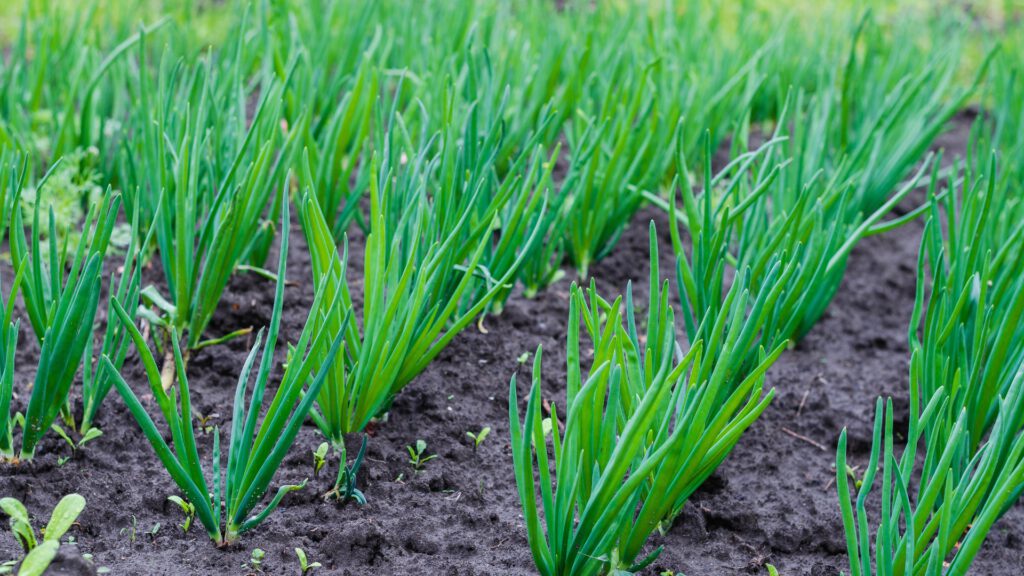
[3,112,1023,576]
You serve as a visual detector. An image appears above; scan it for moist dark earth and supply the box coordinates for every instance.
[2,114,1023,575]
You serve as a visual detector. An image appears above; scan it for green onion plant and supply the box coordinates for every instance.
[510,224,781,575]
[296,104,549,496]
[561,63,674,279]
[836,147,1024,575]
[294,58,377,240]
[106,201,348,545]
[656,11,982,349]
[78,199,148,434]
[7,160,119,460]
[0,254,20,462]
[121,48,302,361]
[0,6,161,182]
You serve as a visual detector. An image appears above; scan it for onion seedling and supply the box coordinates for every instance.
[105,201,348,545]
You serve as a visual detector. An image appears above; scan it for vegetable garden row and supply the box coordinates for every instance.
[1,1,1024,574]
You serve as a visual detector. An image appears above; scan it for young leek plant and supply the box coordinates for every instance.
[510,224,781,576]
[105,200,348,545]
[8,163,119,460]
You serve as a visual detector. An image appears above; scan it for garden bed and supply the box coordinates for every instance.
[2,113,1021,576]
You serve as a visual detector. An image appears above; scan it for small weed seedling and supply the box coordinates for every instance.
[407,440,437,474]
[312,443,329,479]
[244,548,265,573]
[0,494,85,575]
[121,519,160,545]
[295,548,321,575]
[466,427,491,452]
[50,425,103,459]
[192,411,219,435]
[166,496,195,533]
[120,515,138,544]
